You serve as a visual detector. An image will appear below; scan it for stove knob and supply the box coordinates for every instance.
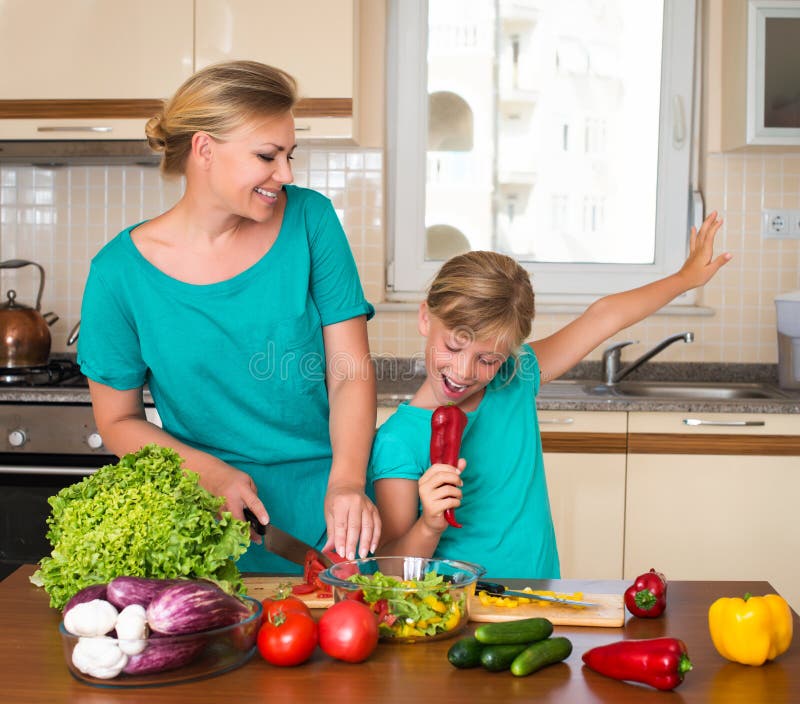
[86,432,104,450]
[8,429,27,447]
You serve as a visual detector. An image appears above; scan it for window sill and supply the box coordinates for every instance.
[374,301,717,317]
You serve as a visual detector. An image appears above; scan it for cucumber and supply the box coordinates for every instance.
[510,637,573,677]
[447,636,484,669]
[479,643,529,672]
[473,617,554,645]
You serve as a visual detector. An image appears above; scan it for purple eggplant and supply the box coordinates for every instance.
[146,581,250,635]
[62,584,108,616]
[106,576,182,610]
[122,638,206,675]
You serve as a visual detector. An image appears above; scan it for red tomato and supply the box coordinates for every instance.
[257,612,318,667]
[318,600,379,663]
[261,595,312,625]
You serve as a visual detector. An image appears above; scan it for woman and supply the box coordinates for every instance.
[78,61,380,572]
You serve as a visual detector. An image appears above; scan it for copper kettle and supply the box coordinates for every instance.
[0,259,59,368]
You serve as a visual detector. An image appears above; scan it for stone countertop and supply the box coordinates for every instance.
[1,361,798,413]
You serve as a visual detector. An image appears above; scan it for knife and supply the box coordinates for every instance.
[476,580,598,607]
[244,508,333,569]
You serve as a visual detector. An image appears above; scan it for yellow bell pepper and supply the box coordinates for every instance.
[708,593,793,666]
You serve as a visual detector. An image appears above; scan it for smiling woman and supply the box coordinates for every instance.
[76,60,380,575]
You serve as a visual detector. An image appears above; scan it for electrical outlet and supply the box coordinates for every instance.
[762,209,800,239]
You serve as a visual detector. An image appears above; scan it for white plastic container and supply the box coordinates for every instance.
[775,291,800,389]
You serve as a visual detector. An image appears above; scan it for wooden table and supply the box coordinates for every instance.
[3,566,798,703]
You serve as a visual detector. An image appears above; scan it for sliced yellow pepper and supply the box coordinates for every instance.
[708,593,793,666]
[442,604,461,631]
[422,594,447,613]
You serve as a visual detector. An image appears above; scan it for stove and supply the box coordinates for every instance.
[0,358,159,578]
[0,359,84,387]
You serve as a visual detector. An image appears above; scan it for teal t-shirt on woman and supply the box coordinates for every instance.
[368,345,560,579]
[77,185,374,573]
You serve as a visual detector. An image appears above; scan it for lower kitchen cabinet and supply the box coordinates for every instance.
[541,411,628,580]
[625,411,800,612]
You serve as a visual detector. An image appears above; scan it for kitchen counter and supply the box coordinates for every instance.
[3,565,798,703]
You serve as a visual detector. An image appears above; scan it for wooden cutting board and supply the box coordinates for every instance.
[469,592,625,627]
[245,576,625,627]
[244,576,334,608]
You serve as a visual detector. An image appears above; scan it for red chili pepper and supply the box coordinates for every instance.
[624,568,668,618]
[582,637,692,691]
[430,404,468,529]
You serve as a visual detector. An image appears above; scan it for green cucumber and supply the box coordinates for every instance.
[479,643,529,672]
[447,636,484,669]
[510,637,573,677]
[473,617,554,645]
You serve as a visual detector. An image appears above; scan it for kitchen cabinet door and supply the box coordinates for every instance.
[541,411,628,580]
[0,0,193,139]
[625,411,800,612]
[195,0,357,140]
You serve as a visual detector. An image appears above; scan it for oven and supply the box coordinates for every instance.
[0,359,158,579]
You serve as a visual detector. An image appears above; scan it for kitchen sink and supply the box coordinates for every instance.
[539,380,792,401]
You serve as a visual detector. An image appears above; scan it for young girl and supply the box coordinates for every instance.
[369,212,730,578]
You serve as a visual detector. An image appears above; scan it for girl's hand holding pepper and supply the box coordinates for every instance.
[418,459,466,533]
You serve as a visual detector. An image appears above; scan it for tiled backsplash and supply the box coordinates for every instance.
[1,149,798,362]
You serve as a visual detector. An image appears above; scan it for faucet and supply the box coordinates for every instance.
[602,332,694,385]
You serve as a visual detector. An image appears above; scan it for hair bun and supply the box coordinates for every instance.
[144,114,167,152]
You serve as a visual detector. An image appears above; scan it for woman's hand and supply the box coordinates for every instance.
[202,460,269,540]
[323,483,381,560]
[418,459,466,533]
[677,211,732,288]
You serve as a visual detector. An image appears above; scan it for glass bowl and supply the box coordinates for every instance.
[319,556,485,644]
[59,596,262,688]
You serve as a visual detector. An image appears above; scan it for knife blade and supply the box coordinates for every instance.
[476,580,598,607]
[244,508,332,569]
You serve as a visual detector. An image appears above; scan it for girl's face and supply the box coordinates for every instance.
[418,303,512,408]
[204,111,296,221]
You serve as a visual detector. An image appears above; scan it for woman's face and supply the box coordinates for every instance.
[418,304,511,408]
[206,112,296,221]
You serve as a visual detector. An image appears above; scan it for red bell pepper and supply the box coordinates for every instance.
[582,637,693,691]
[624,568,668,618]
[430,404,468,528]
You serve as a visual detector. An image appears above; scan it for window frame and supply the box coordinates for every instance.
[386,0,700,305]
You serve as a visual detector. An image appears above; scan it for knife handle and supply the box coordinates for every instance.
[243,507,266,535]
[476,580,506,595]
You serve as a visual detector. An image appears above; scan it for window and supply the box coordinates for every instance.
[386,0,699,303]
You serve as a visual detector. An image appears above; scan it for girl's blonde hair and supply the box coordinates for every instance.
[426,250,535,350]
[145,60,298,175]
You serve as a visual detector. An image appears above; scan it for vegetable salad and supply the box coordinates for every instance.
[346,571,465,639]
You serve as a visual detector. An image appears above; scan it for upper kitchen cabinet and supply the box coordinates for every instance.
[195,0,359,140]
[0,0,194,140]
[709,0,800,150]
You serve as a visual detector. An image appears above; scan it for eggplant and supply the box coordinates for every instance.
[63,584,108,616]
[146,581,251,635]
[122,638,206,675]
[106,576,183,610]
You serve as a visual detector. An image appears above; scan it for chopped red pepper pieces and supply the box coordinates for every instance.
[582,637,692,691]
[430,404,468,528]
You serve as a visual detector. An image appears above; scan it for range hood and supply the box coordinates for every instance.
[0,140,161,166]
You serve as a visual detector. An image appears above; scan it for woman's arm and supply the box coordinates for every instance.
[88,380,268,525]
[322,315,381,560]
[532,211,731,382]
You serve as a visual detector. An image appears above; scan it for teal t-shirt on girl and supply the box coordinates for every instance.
[368,345,560,579]
[78,185,374,573]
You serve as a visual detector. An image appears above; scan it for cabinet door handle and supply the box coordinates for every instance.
[37,126,113,133]
[672,95,686,148]
[683,418,765,427]
[540,417,575,425]
[294,125,312,131]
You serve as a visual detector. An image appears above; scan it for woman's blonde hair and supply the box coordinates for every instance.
[145,60,298,175]
[426,250,535,351]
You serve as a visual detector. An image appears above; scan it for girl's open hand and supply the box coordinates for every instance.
[677,210,732,288]
[418,460,465,533]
